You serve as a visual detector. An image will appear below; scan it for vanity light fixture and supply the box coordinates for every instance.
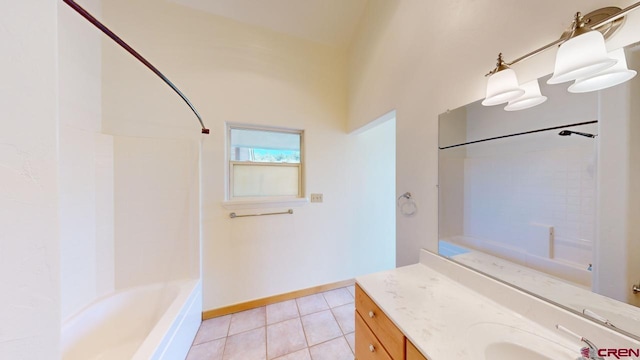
[568,48,637,93]
[547,12,617,85]
[483,2,640,110]
[504,79,547,111]
[482,53,525,106]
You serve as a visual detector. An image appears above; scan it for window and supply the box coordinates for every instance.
[227,125,303,201]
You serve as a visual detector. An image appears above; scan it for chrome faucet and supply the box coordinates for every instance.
[556,325,604,360]
[578,338,604,360]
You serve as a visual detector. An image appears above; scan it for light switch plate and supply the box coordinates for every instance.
[310,193,323,203]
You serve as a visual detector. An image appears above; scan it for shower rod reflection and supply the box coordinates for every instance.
[439,120,598,150]
[63,0,210,134]
[558,130,597,138]
[229,209,294,219]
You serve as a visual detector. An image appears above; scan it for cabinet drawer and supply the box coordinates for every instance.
[406,339,428,360]
[355,284,405,360]
[355,311,393,360]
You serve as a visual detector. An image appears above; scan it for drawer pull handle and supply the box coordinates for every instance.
[368,310,375,318]
[369,344,375,352]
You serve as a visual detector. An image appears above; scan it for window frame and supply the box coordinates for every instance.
[226,123,305,204]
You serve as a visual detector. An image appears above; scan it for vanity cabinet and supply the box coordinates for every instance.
[355,313,392,360]
[406,340,428,360]
[355,284,428,360]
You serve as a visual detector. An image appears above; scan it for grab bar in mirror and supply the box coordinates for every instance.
[582,308,618,328]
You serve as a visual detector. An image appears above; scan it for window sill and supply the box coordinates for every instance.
[222,198,309,210]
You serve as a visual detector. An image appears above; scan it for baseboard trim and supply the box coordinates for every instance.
[202,279,355,320]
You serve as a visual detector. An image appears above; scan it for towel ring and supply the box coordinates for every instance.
[397,192,417,216]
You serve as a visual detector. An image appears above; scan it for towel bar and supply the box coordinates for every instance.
[229,209,294,219]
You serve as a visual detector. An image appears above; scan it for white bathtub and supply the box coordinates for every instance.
[62,279,202,360]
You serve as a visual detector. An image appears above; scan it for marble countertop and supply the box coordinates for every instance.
[450,250,640,337]
[356,251,583,359]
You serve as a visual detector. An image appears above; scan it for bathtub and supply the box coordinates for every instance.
[62,279,202,360]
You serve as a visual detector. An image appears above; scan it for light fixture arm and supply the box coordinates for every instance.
[489,1,640,73]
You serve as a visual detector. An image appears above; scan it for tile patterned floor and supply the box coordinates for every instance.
[187,285,356,360]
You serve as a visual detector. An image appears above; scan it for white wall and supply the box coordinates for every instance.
[101,0,396,310]
[348,0,640,267]
[113,136,200,289]
[347,117,397,275]
[0,2,61,358]
[57,0,115,321]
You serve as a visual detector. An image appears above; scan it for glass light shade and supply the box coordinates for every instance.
[547,31,617,84]
[504,80,548,111]
[482,68,525,106]
[568,48,637,93]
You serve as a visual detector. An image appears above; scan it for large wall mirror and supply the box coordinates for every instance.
[438,42,640,340]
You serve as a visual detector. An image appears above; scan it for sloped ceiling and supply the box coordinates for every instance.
[168,0,368,47]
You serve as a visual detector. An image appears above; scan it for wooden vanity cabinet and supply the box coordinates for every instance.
[355,284,429,360]
[355,284,404,359]
[355,312,393,360]
[406,339,428,360]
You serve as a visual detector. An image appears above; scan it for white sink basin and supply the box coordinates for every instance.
[485,342,565,360]
[465,323,577,360]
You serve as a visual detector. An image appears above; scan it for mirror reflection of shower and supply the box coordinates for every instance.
[437,44,640,337]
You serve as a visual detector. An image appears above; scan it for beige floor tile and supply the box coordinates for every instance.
[331,303,355,334]
[223,327,266,360]
[346,285,355,298]
[296,294,329,316]
[267,300,299,325]
[322,288,353,308]
[267,318,307,359]
[308,337,353,360]
[189,288,360,359]
[273,348,312,360]
[186,338,225,360]
[300,310,342,346]
[344,332,355,354]
[193,315,231,345]
[228,307,266,336]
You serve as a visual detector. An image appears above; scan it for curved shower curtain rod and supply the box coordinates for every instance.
[63,0,210,134]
